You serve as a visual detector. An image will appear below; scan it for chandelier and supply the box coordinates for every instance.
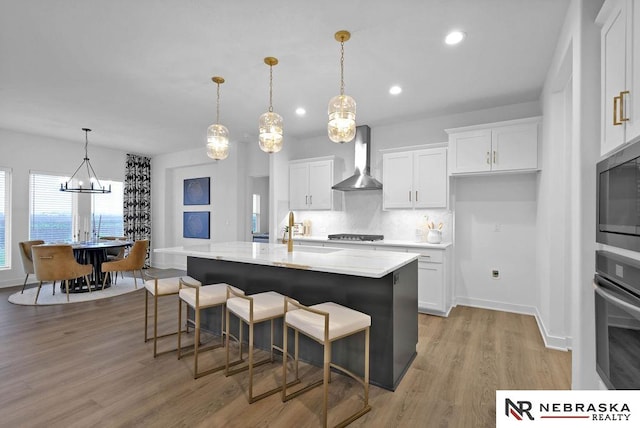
[258,57,284,153]
[328,30,356,143]
[60,128,111,194]
[206,76,230,160]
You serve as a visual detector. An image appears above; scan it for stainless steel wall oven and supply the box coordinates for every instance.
[594,251,640,389]
[597,139,640,251]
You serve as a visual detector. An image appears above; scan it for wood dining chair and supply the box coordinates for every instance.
[18,240,45,293]
[31,244,93,303]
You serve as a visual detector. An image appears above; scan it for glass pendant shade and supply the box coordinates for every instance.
[328,94,356,143]
[206,123,229,160]
[259,57,283,154]
[258,111,284,153]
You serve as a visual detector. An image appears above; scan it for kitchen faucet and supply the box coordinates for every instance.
[288,211,294,253]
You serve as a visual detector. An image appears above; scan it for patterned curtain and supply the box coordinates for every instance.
[124,154,151,266]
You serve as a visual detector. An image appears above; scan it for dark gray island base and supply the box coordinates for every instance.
[187,256,418,391]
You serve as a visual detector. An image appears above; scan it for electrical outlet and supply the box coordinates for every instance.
[492,269,500,279]
[494,223,501,232]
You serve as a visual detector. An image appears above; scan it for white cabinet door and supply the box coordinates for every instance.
[449,129,492,174]
[418,259,444,315]
[447,117,540,175]
[413,148,447,208]
[308,160,333,210]
[491,123,538,171]
[289,158,334,211]
[629,0,640,143]
[383,148,448,209]
[289,163,309,210]
[598,0,640,155]
[382,152,413,208]
[600,0,628,155]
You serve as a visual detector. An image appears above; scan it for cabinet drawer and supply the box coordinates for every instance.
[416,249,443,263]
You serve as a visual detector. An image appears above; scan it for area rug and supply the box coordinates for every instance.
[8,276,143,306]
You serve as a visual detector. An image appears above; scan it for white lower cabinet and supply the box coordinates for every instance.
[300,239,452,316]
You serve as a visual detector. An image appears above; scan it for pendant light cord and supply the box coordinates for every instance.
[340,40,345,96]
[268,64,274,113]
[216,82,221,124]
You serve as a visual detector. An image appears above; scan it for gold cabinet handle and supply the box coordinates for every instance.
[493,151,497,164]
[620,90,630,122]
[614,94,622,125]
[486,151,491,165]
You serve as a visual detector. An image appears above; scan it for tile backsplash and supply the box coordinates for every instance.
[282,191,452,243]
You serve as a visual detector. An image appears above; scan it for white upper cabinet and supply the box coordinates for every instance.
[382,147,448,209]
[446,117,540,175]
[289,157,334,210]
[597,0,640,156]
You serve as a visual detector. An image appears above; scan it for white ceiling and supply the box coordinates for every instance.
[0,0,570,156]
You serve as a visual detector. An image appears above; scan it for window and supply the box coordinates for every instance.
[92,180,124,237]
[30,172,73,242]
[0,167,10,269]
[252,194,260,233]
[29,172,124,243]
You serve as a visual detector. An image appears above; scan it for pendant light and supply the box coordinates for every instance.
[258,57,284,153]
[328,30,356,143]
[206,76,229,160]
[60,128,111,194]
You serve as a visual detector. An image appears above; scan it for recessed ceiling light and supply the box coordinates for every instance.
[389,86,402,95]
[295,107,306,116]
[445,31,466,45]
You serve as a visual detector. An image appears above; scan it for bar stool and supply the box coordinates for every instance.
[225,289,298,403]
[177,277,244,379]
[144,274,200,357]
[282,299,371,428]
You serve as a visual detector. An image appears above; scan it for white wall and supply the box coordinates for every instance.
[151,139,271,269]
[453,173,538,314]
[538,0,602,388]
[0,128,127,287]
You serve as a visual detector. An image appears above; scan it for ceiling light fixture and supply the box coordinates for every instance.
[258,57,284,154]
[60,128,111,194]
[445,31,466,45]
[389,85,402,95]
[295,107,306,116]
[328,30,356,143]
[206,76,230,160]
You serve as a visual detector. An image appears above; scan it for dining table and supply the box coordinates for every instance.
[68,239,133,292]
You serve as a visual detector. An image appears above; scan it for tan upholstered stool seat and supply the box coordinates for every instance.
[179,283,243,307]
[285,302,371,342]
[145,276,197,296]
[226,291,289,322]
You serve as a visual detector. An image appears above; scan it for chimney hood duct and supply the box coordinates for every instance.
[332,125,383,191]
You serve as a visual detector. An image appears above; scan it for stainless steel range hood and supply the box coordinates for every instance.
[332,125,383,191]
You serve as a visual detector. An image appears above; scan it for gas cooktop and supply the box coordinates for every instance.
[327,233,384,242]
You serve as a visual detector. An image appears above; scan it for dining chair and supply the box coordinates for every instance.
[18,240,45,293]
[100,236,127,283]
[101,239,148,289]
[31,244,93,303]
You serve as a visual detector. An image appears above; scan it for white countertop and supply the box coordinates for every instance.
[155,241,419,278]
[292,236,452,250]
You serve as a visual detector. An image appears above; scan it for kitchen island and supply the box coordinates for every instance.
[155,241,419,391]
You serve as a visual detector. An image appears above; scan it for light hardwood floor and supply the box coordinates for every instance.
[0,273,571,427]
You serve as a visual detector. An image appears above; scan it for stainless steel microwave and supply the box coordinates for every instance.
[597,139,640,251]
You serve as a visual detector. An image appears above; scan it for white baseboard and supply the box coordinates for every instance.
[533,307,571,351]
[455,296,571,351]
